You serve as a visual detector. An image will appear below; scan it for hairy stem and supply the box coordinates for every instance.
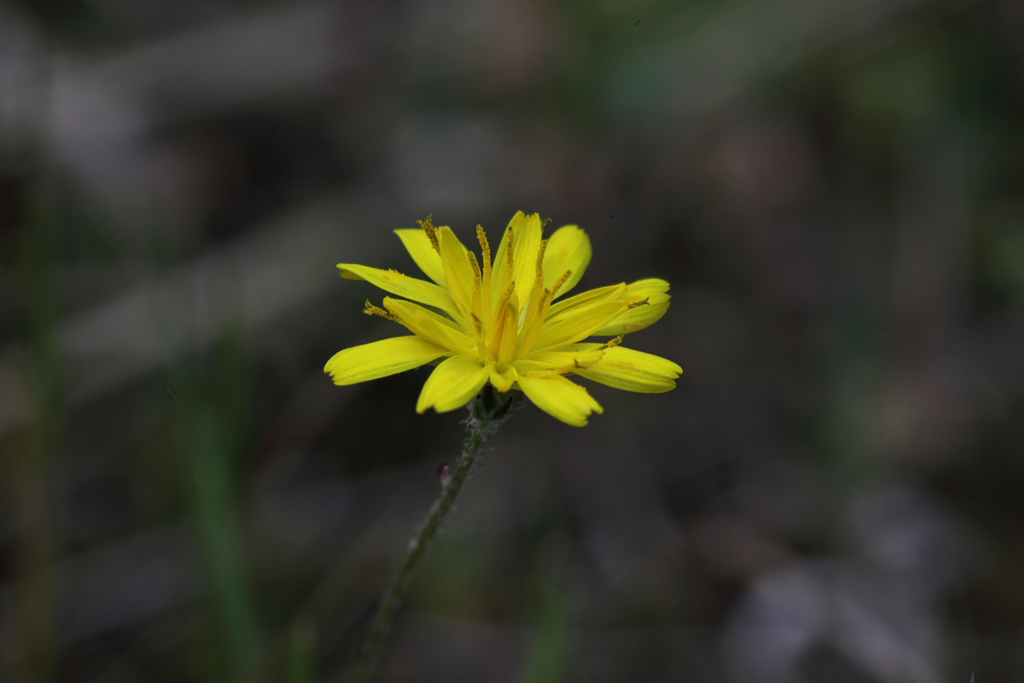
[349,388,516,682]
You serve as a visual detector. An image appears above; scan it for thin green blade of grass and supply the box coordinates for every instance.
[286,623,316,683]
[171,381,261,682]
[520,585,569,683]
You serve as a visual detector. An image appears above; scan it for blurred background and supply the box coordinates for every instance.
[2,0,1023,681]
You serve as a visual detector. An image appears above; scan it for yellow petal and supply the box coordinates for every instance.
[436,226,477,315]
[496,291,520,362]
[384,298,477,355]
[512,213,543,304]
[545,283,621,324]
[488,362,518,392]
[395,229,445,285]
[523,347,606,369]
[491,211,543,306]
[594,279,671,336]
[542,225,591,296]
[571,345,681,393]
[516,374,603,427]
[531,285,627,352]
[417,355,489,413]
[324,335,449,385]
[338,263,458,318]
[490,220,515,306]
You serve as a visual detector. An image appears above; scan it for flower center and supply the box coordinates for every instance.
[456,226,571,365]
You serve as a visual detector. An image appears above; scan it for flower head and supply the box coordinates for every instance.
[325,212,681,426]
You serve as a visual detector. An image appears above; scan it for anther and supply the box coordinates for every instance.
[534,239,548,279]
[627,297,650,310]
[416,215,439,251]
[601,335,624,349]
[528,364,573,378]
[467,251,482,287]
[549,269,572,298]
[506,228,515,271]
[476,226,491,267]
[363,300,400,322]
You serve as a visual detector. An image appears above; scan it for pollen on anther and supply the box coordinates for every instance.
[534,239,548,278]
[627,297,650,310]
[363,300,400,322]
[549,269,572,298]
[602,335,624,349]
[467,251,482,287]
[476,226,491,266]
[417,214,439,251]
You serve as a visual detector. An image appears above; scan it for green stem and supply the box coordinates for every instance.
[349,388,517,682]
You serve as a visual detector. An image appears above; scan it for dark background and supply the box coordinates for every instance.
[2,0,1024,681]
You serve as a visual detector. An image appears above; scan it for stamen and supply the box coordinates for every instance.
[416,215,439,251]
[467,251,482,288]
[534,239,548,279]
[515,298,541,355]
[516,240,557,356]
[627,297,650,310]
[477,226,492,318]
[492,227,516,307]
[467,251,483,323]
[506,228,515,272]
[476,226,491,270]
[571,351,604,370]
[487,281,516,357]
[601,335,624,349]
[498,294,520,362]
[522,363,573,378]
[549,269,572,298]
[363,300,400,322]
[516,239,549,345]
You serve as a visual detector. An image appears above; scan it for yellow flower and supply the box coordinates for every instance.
[324,212,681,426]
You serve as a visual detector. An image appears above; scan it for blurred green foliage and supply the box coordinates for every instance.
[3,0,1024,681]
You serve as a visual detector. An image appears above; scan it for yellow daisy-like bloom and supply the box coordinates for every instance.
[324,212,681,426]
